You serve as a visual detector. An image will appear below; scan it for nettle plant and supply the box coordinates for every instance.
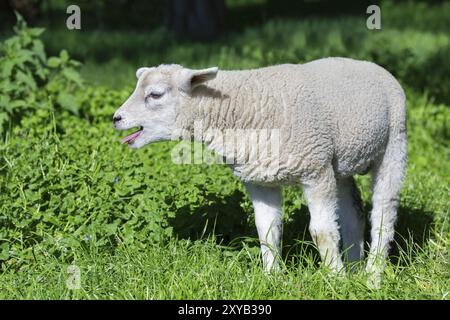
[0,14,83,134]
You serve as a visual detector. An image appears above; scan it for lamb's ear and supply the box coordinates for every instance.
[179,67,219,92]
[136,67,150,79]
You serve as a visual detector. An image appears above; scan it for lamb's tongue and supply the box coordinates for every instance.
[121,129,143,144]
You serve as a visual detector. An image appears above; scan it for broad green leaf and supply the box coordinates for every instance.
[16,71,37,90]
[0,60,14,78]
[0,242,9,260]
[32,39,46,62]
[57,91,79,115]
[60,50,69,63]
[62,68,83,86]
[47,57,60,68]
[28,28,45,37]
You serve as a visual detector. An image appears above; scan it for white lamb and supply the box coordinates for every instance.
[113,57,407,285]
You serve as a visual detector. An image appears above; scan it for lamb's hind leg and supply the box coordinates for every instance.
[367,131,407,286]
[302,166,343,272]
[336,177,365,265]
[244,183,283,272]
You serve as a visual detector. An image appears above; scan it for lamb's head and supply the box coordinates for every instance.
[113,64,218,148]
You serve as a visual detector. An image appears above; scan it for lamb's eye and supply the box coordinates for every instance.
[149,92,163,99]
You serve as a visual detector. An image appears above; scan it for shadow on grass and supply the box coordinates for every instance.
[169,190,435,267]
[390,206,435,264]
[169,189,254,243]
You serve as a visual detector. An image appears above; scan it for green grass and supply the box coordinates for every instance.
[1,1,449,299]
[0,235,448,300]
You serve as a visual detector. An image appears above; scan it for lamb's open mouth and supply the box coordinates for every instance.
[121,126,144,144]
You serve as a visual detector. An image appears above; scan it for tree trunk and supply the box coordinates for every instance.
[8,0,42,24]
[166,0,226,41]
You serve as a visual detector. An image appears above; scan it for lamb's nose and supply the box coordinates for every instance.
[113,115,122,123]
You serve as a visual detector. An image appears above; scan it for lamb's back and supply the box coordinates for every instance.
[214,59,403,182]
[257,58,400,178]
[298,57,401,176]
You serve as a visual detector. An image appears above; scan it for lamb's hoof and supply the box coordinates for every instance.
[323,261,347,278]
[262,261,283,274]
[367,272,382,290]
[366,263,382,289]
[333,268,347,278]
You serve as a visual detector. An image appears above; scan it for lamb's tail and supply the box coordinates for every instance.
[387,81,407,138]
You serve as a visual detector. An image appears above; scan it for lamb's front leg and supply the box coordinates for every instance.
[244,183,282,272]
[302,167,344,273]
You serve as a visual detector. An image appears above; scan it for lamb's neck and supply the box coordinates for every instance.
[185,74,245,142]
